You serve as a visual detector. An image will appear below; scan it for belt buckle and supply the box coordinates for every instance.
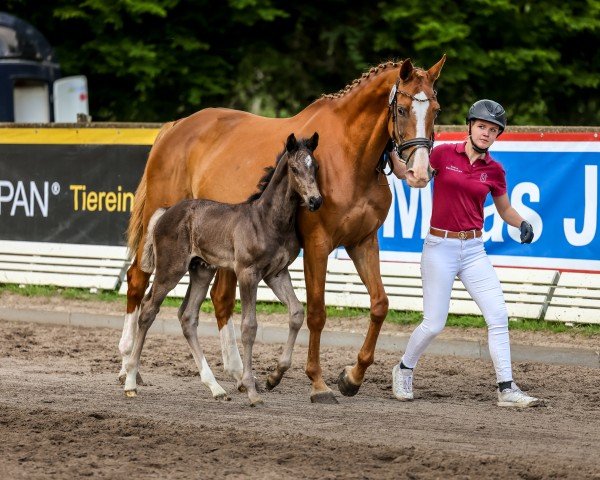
[458,231,467,240]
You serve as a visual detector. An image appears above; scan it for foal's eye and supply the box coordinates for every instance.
[290,166,299,174]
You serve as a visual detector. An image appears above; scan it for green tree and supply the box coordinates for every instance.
[4,0,599,124]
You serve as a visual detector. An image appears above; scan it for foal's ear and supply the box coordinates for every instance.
[307,132,319,152]
[286,133,298,153]
[399,58,414,83]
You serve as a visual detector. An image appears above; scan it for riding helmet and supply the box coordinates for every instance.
[466,99,507,134]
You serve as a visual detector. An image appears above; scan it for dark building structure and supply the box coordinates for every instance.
[0,12,61,122]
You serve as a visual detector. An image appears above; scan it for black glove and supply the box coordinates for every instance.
[520,221,534,244]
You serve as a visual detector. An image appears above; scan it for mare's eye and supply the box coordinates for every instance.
[434,108,441,118]
[397,106,408,117]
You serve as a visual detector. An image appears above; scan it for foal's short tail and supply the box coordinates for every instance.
[141,208,167,273]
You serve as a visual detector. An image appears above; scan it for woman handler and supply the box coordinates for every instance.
[391,99,540,408]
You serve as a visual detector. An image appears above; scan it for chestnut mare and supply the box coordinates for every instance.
[119,56,445,404]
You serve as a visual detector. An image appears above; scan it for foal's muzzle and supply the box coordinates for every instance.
[308,196,323,211]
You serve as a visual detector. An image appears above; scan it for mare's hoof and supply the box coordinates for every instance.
[337,368,361,397]
[310,391,339,404]
[124,389,137,398]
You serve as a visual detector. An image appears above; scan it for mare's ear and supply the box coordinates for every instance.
[399,58,414,83]
[427,54,446,82]
[307,132,319,152]
[286,133,298,153]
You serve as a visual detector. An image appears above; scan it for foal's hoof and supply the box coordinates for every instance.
[119,372,143,385]
[310,391,339,404]
[265,375,281,391]
[250,398,265,407]
[124,389,137,398]
[214,392,231,401]
[337,368,361,397]
[238,377,262,393]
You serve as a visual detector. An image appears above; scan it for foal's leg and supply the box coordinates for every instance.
[124,265,187,396]
[264,268,304,390]
[179,267,229,400]
[237,269,263,406]
[211,269,244,383]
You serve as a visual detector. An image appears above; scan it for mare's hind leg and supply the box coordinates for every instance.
[119,259,150,384]
[211,269,244,384]
[179,266,229,400]
[124,263,188,396]
[264,268,304,390]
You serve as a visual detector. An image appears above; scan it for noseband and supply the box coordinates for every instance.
[378,80,436,175]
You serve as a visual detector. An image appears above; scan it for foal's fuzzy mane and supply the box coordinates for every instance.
[246,137,314,202]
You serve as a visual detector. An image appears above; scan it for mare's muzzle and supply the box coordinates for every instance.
[308,196,323,211]
[397,138,435,184]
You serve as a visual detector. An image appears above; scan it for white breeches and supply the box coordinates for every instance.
[402,233,513,383]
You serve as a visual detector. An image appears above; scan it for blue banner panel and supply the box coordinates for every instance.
[371,140,600,271]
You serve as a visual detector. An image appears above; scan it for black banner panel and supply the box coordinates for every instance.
[0,144,149,245]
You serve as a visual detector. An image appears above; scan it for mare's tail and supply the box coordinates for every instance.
[126,121,176,260]
[140,208,167,273]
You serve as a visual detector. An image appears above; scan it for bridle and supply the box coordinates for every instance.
[377,79,437,175]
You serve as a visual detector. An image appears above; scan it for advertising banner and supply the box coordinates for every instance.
[1,127,598,271]
[359,131,600,272]
[0,128,154,246]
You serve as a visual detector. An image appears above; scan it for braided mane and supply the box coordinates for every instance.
[321,60,402,100]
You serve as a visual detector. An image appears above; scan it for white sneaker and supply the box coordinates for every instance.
[392,364,414,401]
[497,382,541,408]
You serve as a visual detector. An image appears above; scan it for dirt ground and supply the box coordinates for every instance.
[1,303,599,479]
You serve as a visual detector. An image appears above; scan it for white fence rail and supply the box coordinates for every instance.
[1,241,598,324]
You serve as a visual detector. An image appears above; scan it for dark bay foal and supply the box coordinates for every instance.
[124,133,322,405]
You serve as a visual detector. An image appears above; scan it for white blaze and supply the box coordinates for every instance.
[304,155,312,168]
[412,91,429,138]
[409,92,430,178]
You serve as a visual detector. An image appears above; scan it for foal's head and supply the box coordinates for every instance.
[284,132,322,212]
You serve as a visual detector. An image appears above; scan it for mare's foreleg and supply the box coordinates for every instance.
[264,268,304,390]
[119,260,150,384]
[237,269,262,406]
[210,269,243,383]
[303,239,338,404]
[338,233,388,396]
[179,267,228,400]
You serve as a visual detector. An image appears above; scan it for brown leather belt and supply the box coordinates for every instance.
[429,227,482,240]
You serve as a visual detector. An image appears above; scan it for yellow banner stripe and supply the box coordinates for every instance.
[0,128,160,145]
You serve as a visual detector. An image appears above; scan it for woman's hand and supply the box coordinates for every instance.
[520,221,534,244]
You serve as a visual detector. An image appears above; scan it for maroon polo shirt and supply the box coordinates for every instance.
[429,142,507,231]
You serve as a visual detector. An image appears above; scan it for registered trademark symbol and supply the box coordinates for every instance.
[51,182,60,195]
